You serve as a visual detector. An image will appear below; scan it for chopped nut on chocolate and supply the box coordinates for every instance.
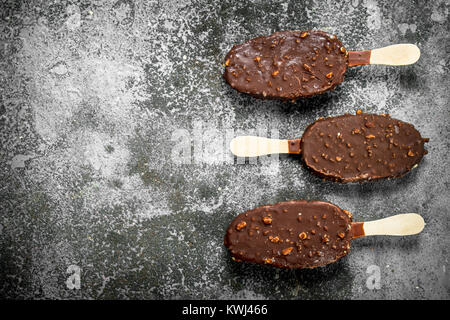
[269,236,280,243]
[282,247,294,255]
[343,210,353,219]
[262,216,272,224]
[236,221,247,231]
[264,257,274,264]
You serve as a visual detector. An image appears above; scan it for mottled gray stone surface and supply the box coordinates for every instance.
[0,0,449,299]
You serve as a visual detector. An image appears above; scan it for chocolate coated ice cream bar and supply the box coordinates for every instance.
[223,30,420,100]
[224,200,424,269]
[230,112,429,183]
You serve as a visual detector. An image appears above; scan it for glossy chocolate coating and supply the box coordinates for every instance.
[223,30,348,100]
[224,200,353,269]
[301,113,428,183]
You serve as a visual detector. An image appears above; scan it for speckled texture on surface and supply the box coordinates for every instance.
[0,0,449,299]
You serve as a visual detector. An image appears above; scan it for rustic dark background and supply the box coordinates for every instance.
[0,0,449,299]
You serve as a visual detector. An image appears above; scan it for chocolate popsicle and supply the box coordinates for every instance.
[223,30,420,100]
[224,200,424,269]
[230,112,429,183]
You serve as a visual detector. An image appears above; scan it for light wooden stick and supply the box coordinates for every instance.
[353,213,425,238]
[370,44,420,65]
[229,136,289,157]
[348,44,420,67]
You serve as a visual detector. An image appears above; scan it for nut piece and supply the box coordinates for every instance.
[298,232,307,240]
[269,235,280,243]
[236,221,247,231]
[264,257,274,264]
[262,216,272,224]
[225,59,230,67]
[408,150,415,157]
[326,72,333,79]
[300,32,308,38]
[343,209,353,219]
[337,232,345,239]
[282,247,294,255]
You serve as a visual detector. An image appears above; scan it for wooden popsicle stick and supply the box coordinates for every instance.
[229,136,301,157]
[348,44,420,67]
[351,213,425,239]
